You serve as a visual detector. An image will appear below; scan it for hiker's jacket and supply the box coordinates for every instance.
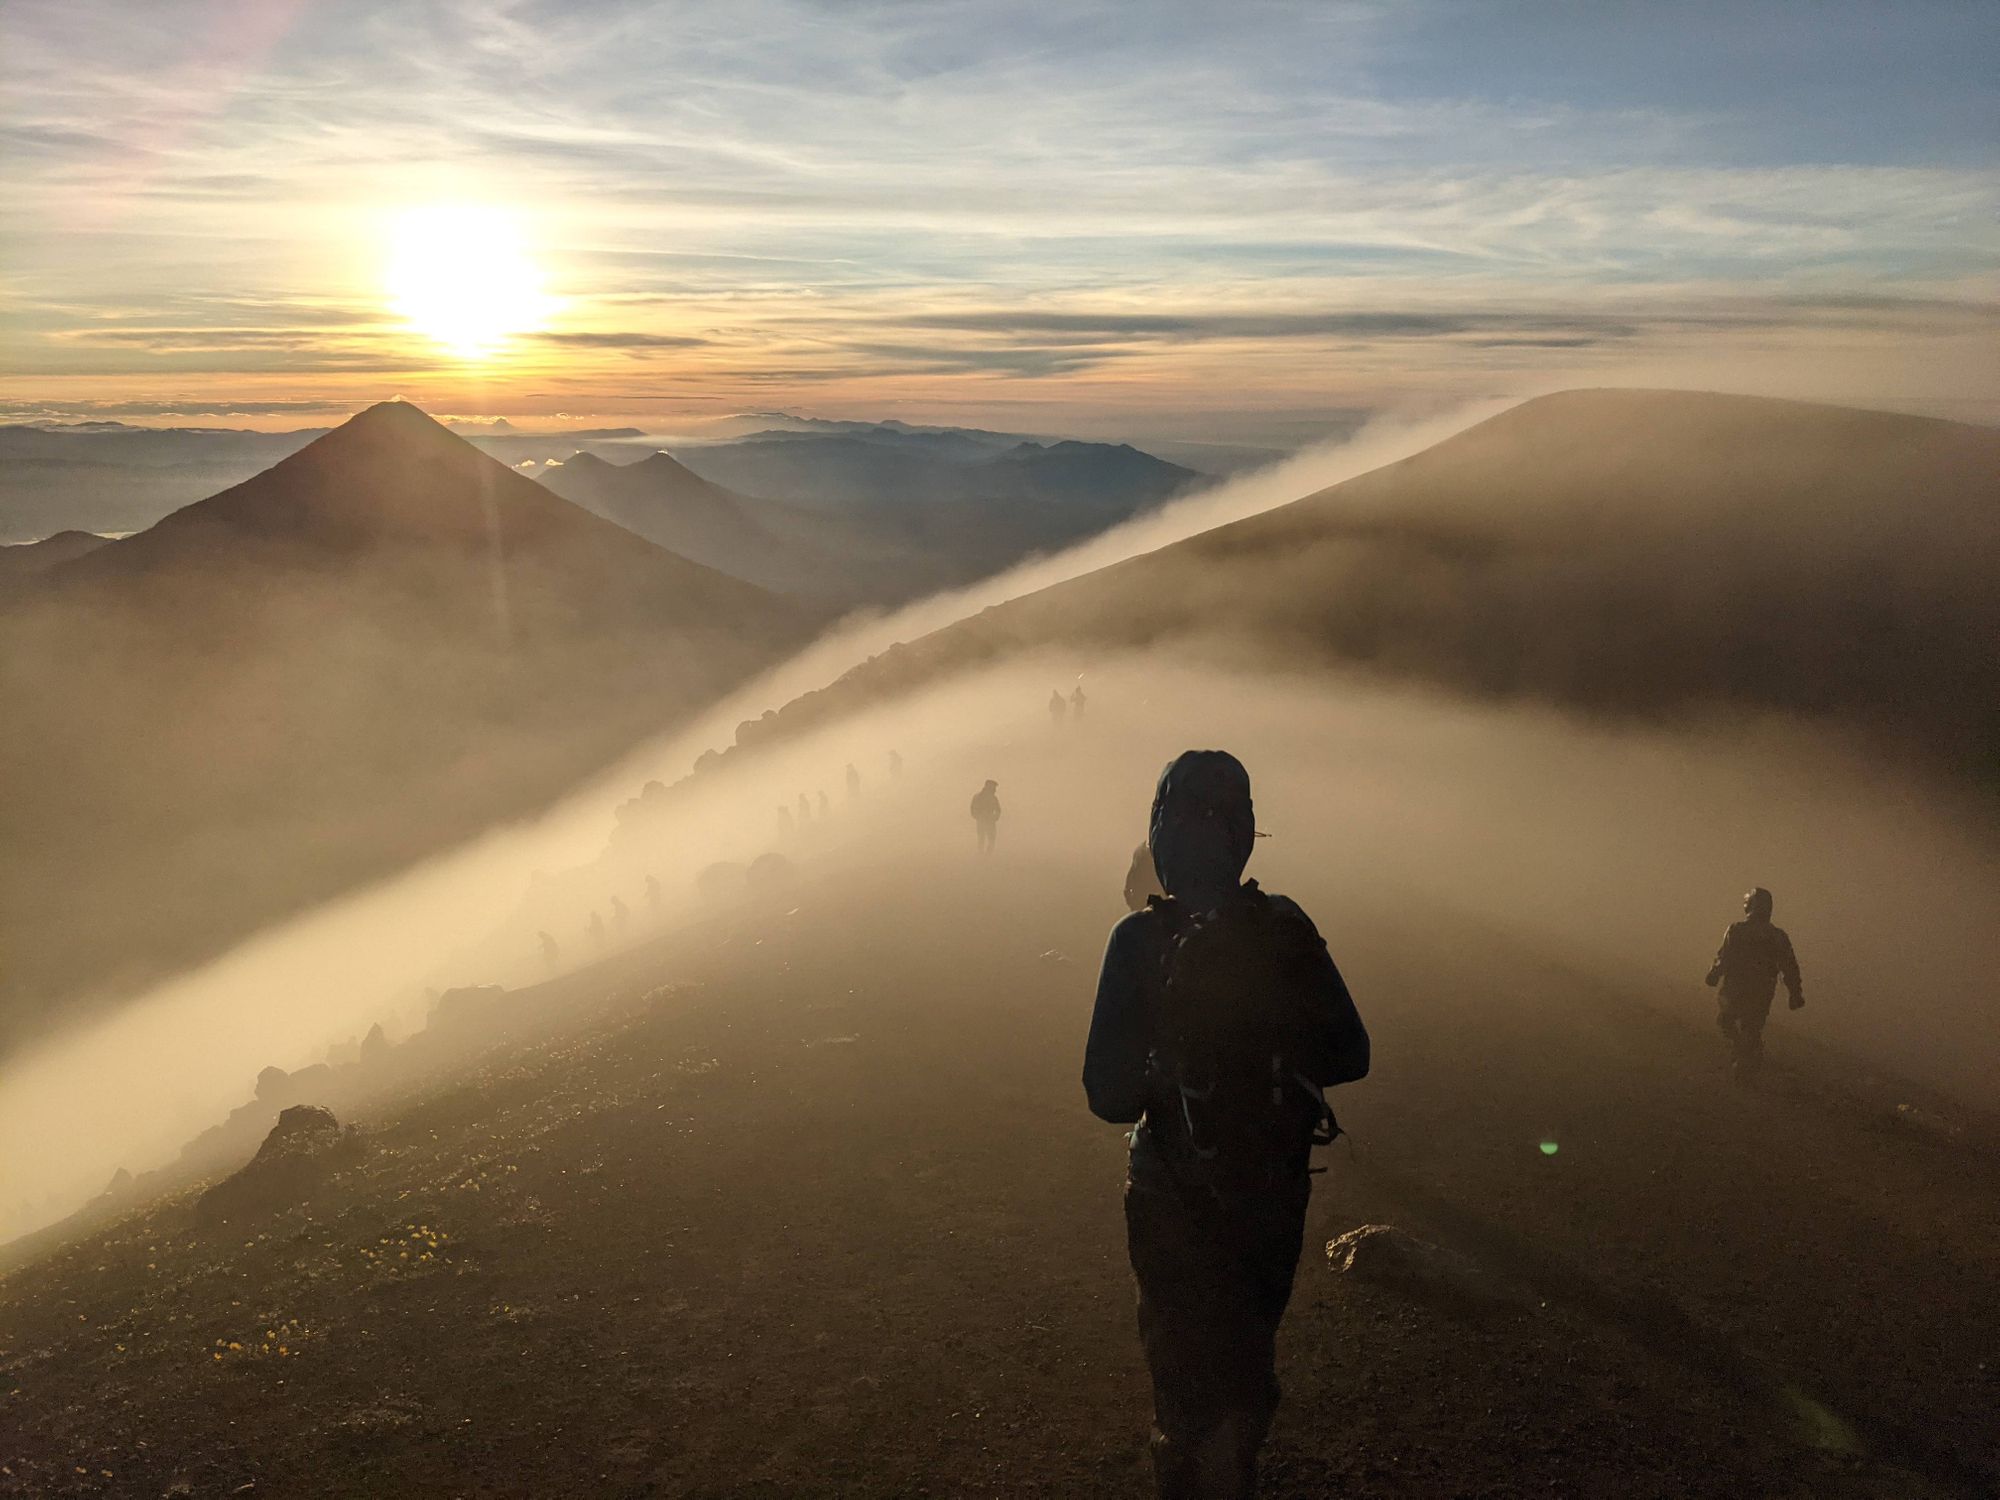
[970,788,1001,823]
[1083,891,1368,1128]
[1708,916,1802,1006]
[1083,750,1368,1142]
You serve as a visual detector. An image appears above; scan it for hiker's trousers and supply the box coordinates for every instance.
[1124,1170,1311,1500]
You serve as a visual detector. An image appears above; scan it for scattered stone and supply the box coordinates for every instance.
[1326,1224,1527,1313]
[196,1105,363,1226]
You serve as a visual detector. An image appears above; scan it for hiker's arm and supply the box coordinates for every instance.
[1301,942,1370,1087]
[1705,926,1732,987]
[1083,916,1152,1123]
[1781,932,1804,1007]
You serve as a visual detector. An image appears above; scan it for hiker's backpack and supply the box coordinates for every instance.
[1146,882,1339,1186]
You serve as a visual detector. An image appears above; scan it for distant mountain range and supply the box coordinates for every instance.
[539,431,1199,605]
[0,402,811,1042]
[0,416,1206,586]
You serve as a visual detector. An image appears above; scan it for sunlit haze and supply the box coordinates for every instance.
[3,6,1997,1495]
[2,1,1996,439]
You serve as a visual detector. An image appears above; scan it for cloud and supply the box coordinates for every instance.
[0,0,1993,430]
[532,331,712,349]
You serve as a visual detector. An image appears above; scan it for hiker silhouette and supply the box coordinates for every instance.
[1704,886,1804,1083]
[1084,750,1369,1499]
[969,779,1001,853]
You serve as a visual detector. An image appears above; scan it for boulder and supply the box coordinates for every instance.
[253,1061,336,1107]
[196,1105,361,1225]
[744,851,797,895]
[695,861,748,903]
[428,984,508,1032]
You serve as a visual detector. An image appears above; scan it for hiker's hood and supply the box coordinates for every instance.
[1149,750,1254,904]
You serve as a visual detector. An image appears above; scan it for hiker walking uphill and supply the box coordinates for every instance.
[1085,750,1369,1499]
[1049,689,1068,727]
[970,779,1002,853]
[1705,887,1803,1082]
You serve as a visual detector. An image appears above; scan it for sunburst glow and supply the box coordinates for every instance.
[386,204,553,358]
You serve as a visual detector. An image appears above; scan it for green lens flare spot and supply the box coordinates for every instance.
[1538,1140,1559,1156]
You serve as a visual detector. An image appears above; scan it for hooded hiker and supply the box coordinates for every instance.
[1085,750,1369,1500]
[1705,886,1803,1082]
[970,779,1001,853]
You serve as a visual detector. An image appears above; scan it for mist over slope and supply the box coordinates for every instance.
[0,402,811,1043]
[707,391,2000,783]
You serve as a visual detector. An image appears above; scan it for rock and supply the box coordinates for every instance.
[429,984,508,1032]
[253,1061,335,1108]
[695,861,748,903]
[1326,1224,1527,1312]
[359,1022,391,1065]
[196,1105,361,1225]
[744,851,797,895]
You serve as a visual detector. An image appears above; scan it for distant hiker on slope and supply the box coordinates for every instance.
[610,895,630,933]
[970,779,1002,853]
[846,762,862,800]
[1071,682,1088,721]
[1085,750,1369,1500]
[1049,689,1068,727]
[797,793,812,826]
[1705,886,1804,1083]
[888,749,904,781]
[644,874,663,915]
[778,804,795,840]
[1124,840,1163,912]
[537,930,560,969]
[587,910,606,948]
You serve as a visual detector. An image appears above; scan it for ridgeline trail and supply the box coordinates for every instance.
[4,841,1996,1498]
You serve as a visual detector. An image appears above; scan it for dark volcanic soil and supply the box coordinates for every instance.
[4,852,1997,1498]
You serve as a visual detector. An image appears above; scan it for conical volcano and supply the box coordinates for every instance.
[0,401,816,1037]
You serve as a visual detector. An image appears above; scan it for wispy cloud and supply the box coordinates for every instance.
[1,0,1995,435]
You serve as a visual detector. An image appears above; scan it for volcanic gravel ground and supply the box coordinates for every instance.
[4,857,1996,1497]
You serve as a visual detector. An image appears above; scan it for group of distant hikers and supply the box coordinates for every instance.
[1049,748,1804,1497]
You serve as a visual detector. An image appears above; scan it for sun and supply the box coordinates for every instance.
[386,204,554,358]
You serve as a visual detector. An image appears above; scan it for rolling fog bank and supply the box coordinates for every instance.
[4,650,1995,1242]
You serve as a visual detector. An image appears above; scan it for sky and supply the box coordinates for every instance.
[3,0,1997,444]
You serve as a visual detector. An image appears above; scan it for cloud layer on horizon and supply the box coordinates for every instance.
[2,0,1996,441]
